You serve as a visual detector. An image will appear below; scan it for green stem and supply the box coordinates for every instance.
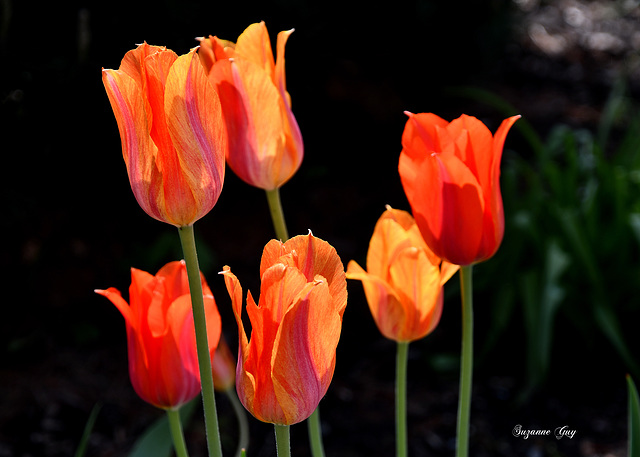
[265,188,289,241]
[177,225,223,457]
[274,424,291,457]
[225,388,250,457]
[167,408,190,457]
[396,341,409,457]
[307,408,326,457]
[456,265,474,457]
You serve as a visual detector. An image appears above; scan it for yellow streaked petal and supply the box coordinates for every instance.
[164,49,226,225]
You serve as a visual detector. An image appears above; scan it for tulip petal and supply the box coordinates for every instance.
[252,265,308,423]
[368,217,413,280]
[272,277,340,424]
[144,49,179,159]
[220,266,259,414]
[478,115,521,259]
[412,142,486,265]
[198,36,235,73]
[388,247,442,341]
[220,266,249,367]
[440,260,460,286]
[164,49,226,226]
[95,287,135,329]
[102,68,164,221]
[284,233,348,316]
[346,261,406,341]
[156,294,200,408]
[235,21,276,76]
[203,294,222,355]
[275,29,294,107]
[119,43,168,128]
[446,115,493,186]
[229,58,289,189]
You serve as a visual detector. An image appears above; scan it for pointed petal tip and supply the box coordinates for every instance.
[404,110,414,117]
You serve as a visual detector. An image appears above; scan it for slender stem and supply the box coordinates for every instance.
[167,408,191,457]
[396,341,409,457]
[265,188,289,241]
[274,424,291,457]
[177,225,223,457]
[456,265,474,457]
[307,408,326,457]
[225,388,250,457]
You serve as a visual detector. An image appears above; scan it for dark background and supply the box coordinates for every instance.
[1,0,639,456]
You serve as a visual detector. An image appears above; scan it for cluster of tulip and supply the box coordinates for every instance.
[96,21,519,457]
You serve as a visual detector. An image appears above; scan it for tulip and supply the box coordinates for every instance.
[95,261,221,410]
[398,112,520,266]
[346,206,458,342]
[198,21,303,191]
[220,232,347,425]
[103,43,226,227]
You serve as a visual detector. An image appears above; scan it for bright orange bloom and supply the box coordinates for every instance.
[346,207,458,342]
[95,261,221,410]
[198,22,303,190]
[221,232,347,425]
[398,113,520,266]
[103,43,226,227]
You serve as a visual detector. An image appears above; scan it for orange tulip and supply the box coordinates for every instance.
[346,206,458,342]
[398,113,520,266]
[220,232,347,425]
[198,22,303,190]
[103,43,226,227]
[95,261,221,410]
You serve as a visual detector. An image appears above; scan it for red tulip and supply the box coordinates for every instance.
[103,43,226,227]
[220,232,347,425]
[198,22,303,190]
[399,113,520,265]
[347,206,458,342]
[95,261,221,410]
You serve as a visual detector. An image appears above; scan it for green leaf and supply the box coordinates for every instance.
[627,375,640,457]
[74,403,102,457]
[594,303,640,381]
[128,398,199,457]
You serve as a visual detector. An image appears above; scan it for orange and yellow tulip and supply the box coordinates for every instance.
[95,261,221,410]
[198,22,303,190]
[103,43,226,227]
[398,113,520,266]
[347,207,458,342]
[221,232,347,425]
